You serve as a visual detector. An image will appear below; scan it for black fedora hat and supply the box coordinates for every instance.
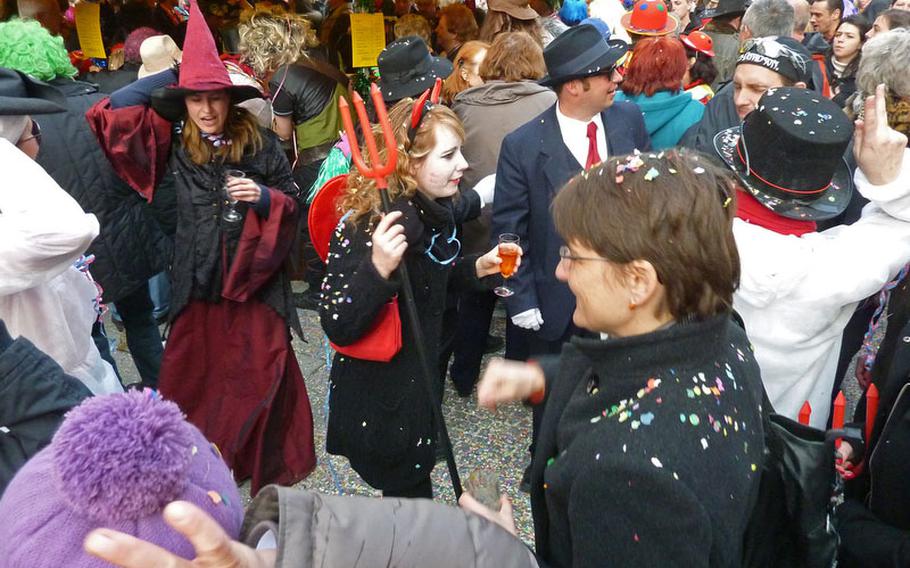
[377,36,454,102]
[0,67,66,116]
[713,87,853,221]
[539,24,629,87]
[703,0,750,19]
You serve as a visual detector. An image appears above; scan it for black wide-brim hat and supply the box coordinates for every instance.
[0,68,67,115]
[539,24,629,87]
[377,36,453,102]
[150,83,263,122]
[713,127,852,221]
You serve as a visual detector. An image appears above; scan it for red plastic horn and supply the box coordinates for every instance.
[865,383,880,443]
[832,391,846,448]
[798,401,811,426]
[338,83,398,191]
[430,77,442,104]
[410,88,432,131]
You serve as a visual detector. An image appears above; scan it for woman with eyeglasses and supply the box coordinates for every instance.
[466,150,765,566]
[318,99,520,499]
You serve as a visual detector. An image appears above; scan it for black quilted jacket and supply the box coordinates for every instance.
[36,78,172,303]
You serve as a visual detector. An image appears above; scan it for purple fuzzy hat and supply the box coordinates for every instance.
[0,390,243,567]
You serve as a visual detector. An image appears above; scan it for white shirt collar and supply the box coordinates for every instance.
[555,102,608,169]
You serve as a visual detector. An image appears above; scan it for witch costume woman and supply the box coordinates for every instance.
[86,0,315,493]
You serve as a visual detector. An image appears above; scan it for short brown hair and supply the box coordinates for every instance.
[552,150,740,319]
[620,36,688,97]
[439,4,479,42]
[480,31,546,81]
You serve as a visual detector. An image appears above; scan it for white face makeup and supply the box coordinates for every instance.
[412,125,469,200]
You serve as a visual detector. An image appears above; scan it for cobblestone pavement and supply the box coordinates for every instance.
[108,303,537,545]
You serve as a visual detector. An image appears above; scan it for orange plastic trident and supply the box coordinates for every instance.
[338,84,398,201]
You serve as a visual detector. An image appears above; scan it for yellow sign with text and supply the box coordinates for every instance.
[350,13,386,68]
[75,2,107,59]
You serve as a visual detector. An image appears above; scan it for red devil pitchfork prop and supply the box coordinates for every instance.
[338,81,463,498]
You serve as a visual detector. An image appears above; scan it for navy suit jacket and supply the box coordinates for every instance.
[491,102,651,341]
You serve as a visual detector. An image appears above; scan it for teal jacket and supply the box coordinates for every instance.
[615,90,705,150]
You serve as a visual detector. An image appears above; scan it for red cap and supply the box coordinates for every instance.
[681,31,716,57]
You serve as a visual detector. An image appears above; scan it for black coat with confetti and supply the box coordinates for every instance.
[318,191,485,492]
[530,314,765,567]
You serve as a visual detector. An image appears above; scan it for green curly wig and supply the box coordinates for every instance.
[0,19,77,81]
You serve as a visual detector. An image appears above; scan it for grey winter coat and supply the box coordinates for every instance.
[452,81,556,254]
[241,485,539,567]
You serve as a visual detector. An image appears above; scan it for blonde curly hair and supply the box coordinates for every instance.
[342,98,465,225]
[238,9,319,77]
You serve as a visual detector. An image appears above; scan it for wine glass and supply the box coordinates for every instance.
[223,169,245,223]
[494,233,520,298]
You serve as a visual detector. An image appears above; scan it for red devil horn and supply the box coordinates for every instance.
[410,88,432,131]
[430,77,442,104]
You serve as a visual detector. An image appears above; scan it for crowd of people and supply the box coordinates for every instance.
[2,0,910,565]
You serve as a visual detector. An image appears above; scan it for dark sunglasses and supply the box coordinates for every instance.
[18,119,41,145]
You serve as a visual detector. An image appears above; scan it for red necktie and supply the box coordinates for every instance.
[585,121,601,170]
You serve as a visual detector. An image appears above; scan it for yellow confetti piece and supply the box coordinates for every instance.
[207,490,223,505]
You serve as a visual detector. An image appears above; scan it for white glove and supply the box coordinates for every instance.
[512,308,543,331]
[471,174,496,207]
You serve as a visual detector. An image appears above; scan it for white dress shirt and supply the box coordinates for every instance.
[555,102,608,169]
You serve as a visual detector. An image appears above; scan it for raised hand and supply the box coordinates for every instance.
[854,83,909,186]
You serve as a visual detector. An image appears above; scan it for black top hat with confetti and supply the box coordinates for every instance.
[713,87,853,221]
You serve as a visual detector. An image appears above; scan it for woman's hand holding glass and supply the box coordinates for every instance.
[371,211,408,280]
[225,175,262,204]
[475,239,523,279]
[476,358,544,411]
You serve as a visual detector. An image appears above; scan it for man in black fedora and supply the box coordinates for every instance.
[491,24,650,357]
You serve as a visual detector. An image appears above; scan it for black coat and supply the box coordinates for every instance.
[36,78,171,303]
[530,315,765,567]
[163,129,302,335]
[0,321,91,496]
[838,280,910,567]
[319,191,484,492]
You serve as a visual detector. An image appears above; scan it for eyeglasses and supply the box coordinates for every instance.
[18,119,41,145]
[558,245,610,264]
